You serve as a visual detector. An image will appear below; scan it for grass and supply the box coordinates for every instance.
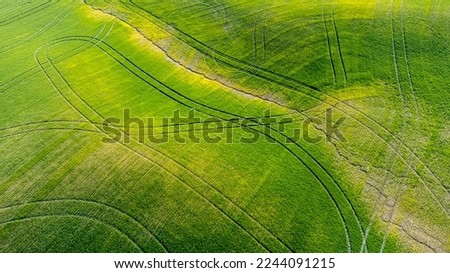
[0,0,448,252]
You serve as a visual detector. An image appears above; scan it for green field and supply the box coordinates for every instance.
[0,0,449,252]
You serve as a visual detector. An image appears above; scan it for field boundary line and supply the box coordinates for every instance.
[118,0,449,203]
[36,40,276,253]
[64,35,360,252]
[74,35,361,252]
[121,0,449,198]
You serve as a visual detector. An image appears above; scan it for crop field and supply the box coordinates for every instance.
[0,0,449,253]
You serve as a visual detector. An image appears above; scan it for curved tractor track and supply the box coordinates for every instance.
[32,32,373,251]
[116,0,448,215]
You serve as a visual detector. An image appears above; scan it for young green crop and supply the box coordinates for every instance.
[0,0,448,252]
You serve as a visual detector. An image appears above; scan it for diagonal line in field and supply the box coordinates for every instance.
[0,17,115,94]
[78,35,360,251]
[330,3,347,86]
[63,36,359,252]
[0,1,73,54]
[379,184,406,253]
[0,0,57,26]
[35,39,279,253]
[399,0,420,116]
[390,0,406,110]
[322,3,337,85]
[119,0,449,214]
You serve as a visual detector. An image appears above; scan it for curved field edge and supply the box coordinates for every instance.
[1,7,352,250]
[86,0,450,252]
